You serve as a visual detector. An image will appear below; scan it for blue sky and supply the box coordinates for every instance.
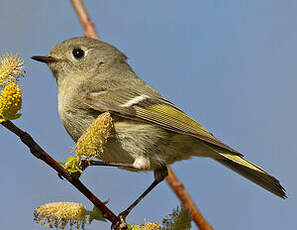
[1,1,296,229]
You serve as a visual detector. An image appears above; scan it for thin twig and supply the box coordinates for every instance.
[1,121,120,226]
[70,1,213,229]
[70,0,99,40]
[88,160,137,170]
[166,167,213,230]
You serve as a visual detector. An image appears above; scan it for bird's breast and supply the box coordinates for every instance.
[57,88,98,142]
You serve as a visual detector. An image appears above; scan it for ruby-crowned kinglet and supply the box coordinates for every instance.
[32,37,286,206]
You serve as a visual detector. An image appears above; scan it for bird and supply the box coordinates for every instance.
[31,37,286,218]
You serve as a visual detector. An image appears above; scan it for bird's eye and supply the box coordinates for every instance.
[72,48,85,59]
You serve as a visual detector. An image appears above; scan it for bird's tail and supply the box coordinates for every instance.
[206,145,286,198]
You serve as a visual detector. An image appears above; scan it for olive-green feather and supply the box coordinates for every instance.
[144,104,213,138]
[133,103,239,154]
[84,94,240,154]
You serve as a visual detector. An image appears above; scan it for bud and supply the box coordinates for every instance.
[0,83,22,122]
[34,202,87,229]
[141,222,161,230]
[0,53,25,88]
[75,112,113,160]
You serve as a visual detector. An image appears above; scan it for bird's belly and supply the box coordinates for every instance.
[101,120,204,171]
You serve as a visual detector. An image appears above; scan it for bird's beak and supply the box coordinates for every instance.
[31,56,57,63]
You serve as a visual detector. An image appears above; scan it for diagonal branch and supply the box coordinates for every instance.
[166,167,213,230]
[71,0,99,40]
[1,121,120,226]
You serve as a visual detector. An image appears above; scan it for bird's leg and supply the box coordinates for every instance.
[118,166,168,220]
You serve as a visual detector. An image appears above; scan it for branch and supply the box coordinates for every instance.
[1,121,120,226]
[70,1,212,229]
[166,167,213,230]
[70,0,99,40]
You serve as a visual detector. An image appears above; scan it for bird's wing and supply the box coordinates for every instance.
[84,90,287,199]
[84,89,240,155]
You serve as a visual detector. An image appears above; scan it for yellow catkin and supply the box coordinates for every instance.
[34,202,87,229]
[141,222,161,230]
[0,83,22,121]
[75,112,113,160]
[0,53,25,87]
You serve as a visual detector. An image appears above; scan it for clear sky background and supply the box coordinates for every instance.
[1,1,296,229]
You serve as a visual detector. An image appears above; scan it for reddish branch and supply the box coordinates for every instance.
[71,0,99,40]
[166,167,213,230]
[1,121,120,226]
[69,0,213,229]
